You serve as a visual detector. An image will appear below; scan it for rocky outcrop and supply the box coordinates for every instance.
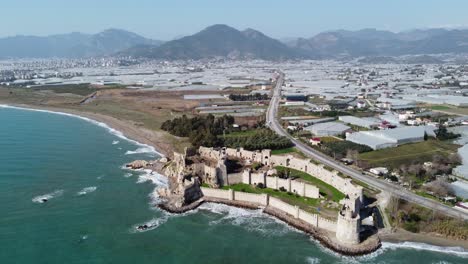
[126,160,150,169]
[158,151,203,208]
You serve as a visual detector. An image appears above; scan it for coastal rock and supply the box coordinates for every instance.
[126,160,149,169]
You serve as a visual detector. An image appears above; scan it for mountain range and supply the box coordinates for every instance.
[2,25,468,60]
[0,29,162,58]
[120,25,303,60]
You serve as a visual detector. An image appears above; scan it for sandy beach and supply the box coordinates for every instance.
[380,228,468,249]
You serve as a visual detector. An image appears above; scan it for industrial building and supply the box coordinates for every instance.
[346,126,436,150]
[338,116,380,129]
[304,122,352,136]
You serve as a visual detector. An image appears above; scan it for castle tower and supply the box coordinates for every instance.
[335,200,361,244]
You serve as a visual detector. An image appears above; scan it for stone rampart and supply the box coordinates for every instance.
[318,216,337,232]
[298,209,318,226]
[242,171,319,199]
[200,187,231,200]
[234,192,268,206]
[269,197,298,216]
[200,188,338,234]
[199,147,362,212]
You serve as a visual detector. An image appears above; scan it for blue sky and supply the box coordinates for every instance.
[2,0,468,39]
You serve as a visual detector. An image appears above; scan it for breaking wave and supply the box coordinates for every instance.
[199,203,295,237]
[314,239,468,263]
[381,242,468,258]
[136,169,168,187]
[77,186,97,196]
[125,146,156,155]
[32,190,64,203]
[112,140,120,145]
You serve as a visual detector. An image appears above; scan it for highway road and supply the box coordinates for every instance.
[267,72,468,220]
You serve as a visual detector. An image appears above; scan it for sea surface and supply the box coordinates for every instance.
[0,105,467,264]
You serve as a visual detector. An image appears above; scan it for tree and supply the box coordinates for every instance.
[425,180,455,197]
[346,149,359,161]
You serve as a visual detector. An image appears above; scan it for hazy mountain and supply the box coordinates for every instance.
[120,24,304,60]
[291,28,468,58]
[0,29,163,58]
[3,26,468,60]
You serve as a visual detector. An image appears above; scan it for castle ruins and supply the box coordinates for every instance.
[158,146,377,248]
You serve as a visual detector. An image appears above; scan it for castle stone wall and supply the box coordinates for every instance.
[198,146,362,242]
[199,147,363,213]
[298,209,318,227]
[200,188,337,233]
[318,216,337,232]
[277,178,290,191]
[242,173,319,199]
[200,187,231,200]
[269,197,298,216]
[235,192,268,206]
[336,212,360,244]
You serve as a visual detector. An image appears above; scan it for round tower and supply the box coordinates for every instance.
[335,205,360,245]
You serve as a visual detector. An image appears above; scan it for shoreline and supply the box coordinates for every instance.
[380,229,468,250]
[159,197,381,256]
[0,103,172,157]
[2,102,467,254]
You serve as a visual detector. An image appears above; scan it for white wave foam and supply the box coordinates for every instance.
[112,140,120,145]
[124,172,133,178]
[306,237,388,264]
[136,169,168,187]
[199,202,293,237]
[305,257,321,264]
[32,190,64,203]
[125,146,156,155]
[77,186,97,196]
[382,241,468,258]
[314,240,468,263]
[0,104,163,158]
[132,215,169,233]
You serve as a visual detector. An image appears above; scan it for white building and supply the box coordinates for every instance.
[338,116,379,129]
[304,122,352,136]
[346,126,436,150]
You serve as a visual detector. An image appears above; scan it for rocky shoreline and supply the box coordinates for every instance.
[158,197,382,256]
[158,198,205,214]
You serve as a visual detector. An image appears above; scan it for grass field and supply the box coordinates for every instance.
[222,130,257,138]
[271,147,297,155]
[429,104,468,115]
[222,183,322,213]
[358,140,459,168]
[430,105,452,111]
[275,166,345,202]
[318,136,341,143]
[278,106,313,117]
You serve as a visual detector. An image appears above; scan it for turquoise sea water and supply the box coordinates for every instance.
[0,105,467,264]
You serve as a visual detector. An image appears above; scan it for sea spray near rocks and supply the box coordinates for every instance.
[199,203,297,237]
